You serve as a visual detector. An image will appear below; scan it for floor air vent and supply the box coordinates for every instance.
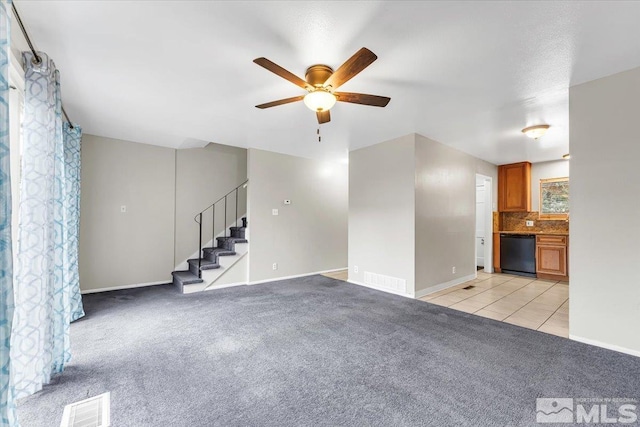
[463,285,475,290]
[60,392,110,427]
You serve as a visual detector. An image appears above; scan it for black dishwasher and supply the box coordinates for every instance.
[500,234,536,277]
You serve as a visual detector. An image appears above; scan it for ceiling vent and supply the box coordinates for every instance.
[60,392,110,427]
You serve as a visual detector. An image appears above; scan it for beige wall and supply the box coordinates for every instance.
[80,136,247,292]
[79,130,498,297]
[79,135,176,291]
[175,143,247,266]
[247,149,348,283]
[569,67,640,354]
[348,134,416,294]
[531,160,570,212]
[415,134,497,293]
[348,133,497,296]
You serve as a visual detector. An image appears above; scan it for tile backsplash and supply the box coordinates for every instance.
[494,211,569,234]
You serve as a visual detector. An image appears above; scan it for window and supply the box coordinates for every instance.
[539,177,569,220]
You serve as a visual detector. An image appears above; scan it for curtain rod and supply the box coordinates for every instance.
[11,2,75,128]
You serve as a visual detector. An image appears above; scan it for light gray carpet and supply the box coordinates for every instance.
[17,276,640,426]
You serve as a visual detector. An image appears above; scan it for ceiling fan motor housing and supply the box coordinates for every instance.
[305,64,334,88]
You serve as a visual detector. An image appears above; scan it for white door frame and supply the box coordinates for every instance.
[476,174,494,274]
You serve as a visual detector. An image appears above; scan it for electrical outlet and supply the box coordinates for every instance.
[526,220,534,227]
[452,266,456,274]
[120,205,126,213]
[272,209,279,216]
[354,266,359,273]
[272,263,278,270]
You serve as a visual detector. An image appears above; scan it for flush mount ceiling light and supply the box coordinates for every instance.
[562,153,570,159]
[522,124,550,139]
[303,89,337,112]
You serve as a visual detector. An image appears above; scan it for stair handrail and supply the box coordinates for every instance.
[194,180,249,223]
[192,180,248,278]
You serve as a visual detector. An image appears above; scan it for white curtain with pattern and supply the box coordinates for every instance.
[0,1,17,425]
[10,51,84,398]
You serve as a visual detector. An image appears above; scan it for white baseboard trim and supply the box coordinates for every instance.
[81,280,170,294]
[248,267,347,285]
[414,273,476,299]
[347,280,414,299]
[569,334,640,358]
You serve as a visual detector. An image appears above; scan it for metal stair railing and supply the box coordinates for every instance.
[194,180,248,278]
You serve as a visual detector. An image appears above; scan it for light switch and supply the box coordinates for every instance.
[272,209,279,216]
[526,220,534,227]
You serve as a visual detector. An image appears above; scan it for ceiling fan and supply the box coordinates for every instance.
[253,47,391,124]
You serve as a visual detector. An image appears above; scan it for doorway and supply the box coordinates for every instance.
[475,174,493,273]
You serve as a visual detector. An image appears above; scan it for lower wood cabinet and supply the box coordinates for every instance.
[493,232,501,273]
[536,235,568,280]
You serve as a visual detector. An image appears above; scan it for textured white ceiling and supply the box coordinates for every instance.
[14,1,640,164]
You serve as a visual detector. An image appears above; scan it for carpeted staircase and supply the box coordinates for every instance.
[172,217,248,291]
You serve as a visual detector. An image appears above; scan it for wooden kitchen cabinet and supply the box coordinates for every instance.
[536,235,568,281]
[493,232,501,273]
[498,162,531,212]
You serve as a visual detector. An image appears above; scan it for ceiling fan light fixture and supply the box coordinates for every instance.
[303,90,337,112]
[254,48,389,124]
[522,124,550,139]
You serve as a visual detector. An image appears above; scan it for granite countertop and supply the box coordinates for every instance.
[497,230,569,236]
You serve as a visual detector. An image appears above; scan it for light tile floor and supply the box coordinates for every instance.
[322,269,349,281]
[420,270,569,337]
[322,269,569,338]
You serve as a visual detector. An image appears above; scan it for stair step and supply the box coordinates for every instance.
[216,236,248,251]
[202,247,236,256]
[216,237,248,244]
[187,258,220,270]
[229,226,246,239]
[172,271,204,286]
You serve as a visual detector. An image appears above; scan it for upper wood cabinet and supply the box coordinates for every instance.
[498,162,531,212]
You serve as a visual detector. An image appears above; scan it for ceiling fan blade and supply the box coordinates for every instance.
[323,47,377,90]
[255,95,305,109]
[253,57,312,90]
[316,110,331,124]
[335,92,391,107]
